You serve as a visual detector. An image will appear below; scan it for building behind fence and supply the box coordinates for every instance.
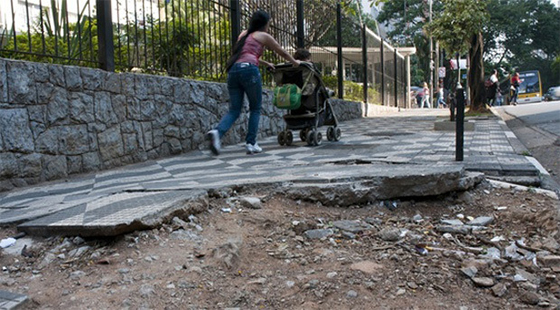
[0,0,414,107]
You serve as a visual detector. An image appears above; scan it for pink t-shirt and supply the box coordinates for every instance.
[236,33,264,66]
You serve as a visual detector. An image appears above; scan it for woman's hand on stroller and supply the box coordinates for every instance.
[266,64,275,72]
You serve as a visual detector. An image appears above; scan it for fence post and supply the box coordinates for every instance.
[362,24,368,104]
[296,0,304,48]
[97,0,114,71]
[380,40,385,106]
[230,0,241,47]
[394,48,398,108]
[336,3,343,99]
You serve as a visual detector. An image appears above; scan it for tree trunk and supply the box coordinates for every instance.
[468,32,486,111]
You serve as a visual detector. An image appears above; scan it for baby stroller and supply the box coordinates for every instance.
[271,62,341,146]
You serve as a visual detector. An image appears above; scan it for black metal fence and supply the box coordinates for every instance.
[0,0,409,106]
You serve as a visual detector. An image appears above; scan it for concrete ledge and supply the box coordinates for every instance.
[362,102,400,117]
[0,290,29,310]
[434,119,475,131]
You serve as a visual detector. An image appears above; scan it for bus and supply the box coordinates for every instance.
[516,70,542,104]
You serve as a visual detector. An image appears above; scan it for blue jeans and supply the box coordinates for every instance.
[216,63,262,145]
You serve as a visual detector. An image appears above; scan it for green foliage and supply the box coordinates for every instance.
[0,3,98,67]
[322,75,379,102]
[0,31,95,67]
[425,0,488,56]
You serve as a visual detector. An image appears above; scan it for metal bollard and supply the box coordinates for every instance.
[455,85,465,161]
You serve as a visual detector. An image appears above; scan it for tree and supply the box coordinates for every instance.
[484,0,560,89]
[426,0,489,111]
[373,0,444,87]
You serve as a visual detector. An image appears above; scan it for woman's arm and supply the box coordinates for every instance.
[255,32,299,67]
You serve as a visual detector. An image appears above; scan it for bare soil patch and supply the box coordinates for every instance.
[1,181,560,309]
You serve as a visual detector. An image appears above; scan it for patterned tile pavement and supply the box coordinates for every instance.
[0,109,539,236]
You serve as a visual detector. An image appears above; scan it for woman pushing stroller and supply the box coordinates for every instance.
[206,10,300,156]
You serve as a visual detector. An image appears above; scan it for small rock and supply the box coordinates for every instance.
[519,291,540,305]
[286,281,295,288]
[341,231,356,239]
[441,219,464,226]
[519,282,538,292]
[436,225,470,235]
[68,246,91,257]
[472,277,494,287]
[395,288,406,296]
[248,277,266,285]
[479,247,501,260]
[377,227,402,241]
[304,229,334,239]
[412,214,423,223]
[333,220,372,233]
[38,253,56,270]
[461,266,478,278]
[491,283,507,297]
[139,284,155,298]
[170,229,200,241]
[346,290,358,298]
[172,217,189,229]
[240,197,262,209]
[542,238,560,252]
[515,268,539,284]
[70,270,86,280]
[72,236,85,245]
[326,272,338,279]
[407,282,418,289]
[539,255,560,268]
[467,216,494,226]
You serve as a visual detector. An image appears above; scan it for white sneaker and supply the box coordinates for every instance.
[207,130,220,155]
[246,143,262,154]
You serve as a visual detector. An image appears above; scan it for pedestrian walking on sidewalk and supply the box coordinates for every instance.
[421,82,431,108]
[436,85,447,108]
[206,10,300,155]
[510,72,522,105]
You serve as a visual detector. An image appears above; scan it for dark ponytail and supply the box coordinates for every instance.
[226,10,270,71]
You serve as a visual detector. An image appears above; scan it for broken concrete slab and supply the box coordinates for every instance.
[18,190,208,237]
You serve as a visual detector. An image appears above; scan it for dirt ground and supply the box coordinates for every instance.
[1,181,560,310]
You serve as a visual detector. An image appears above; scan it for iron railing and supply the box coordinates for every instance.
[0,0,410,106]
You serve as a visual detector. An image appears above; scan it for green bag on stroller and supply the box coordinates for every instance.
[273,84,302,109]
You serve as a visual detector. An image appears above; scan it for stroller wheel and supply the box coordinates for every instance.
[334,127,341,141]
[307,129,322,146]
[314,131,322,146]
[306,130,314,146]
[299,129,307,142]
[285,131,293,146]
[277,131,286,146]
[327,127,335,141]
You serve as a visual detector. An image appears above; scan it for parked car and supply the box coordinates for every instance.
[543,86,560,101]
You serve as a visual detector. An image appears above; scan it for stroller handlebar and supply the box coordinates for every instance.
[273,62,315,70]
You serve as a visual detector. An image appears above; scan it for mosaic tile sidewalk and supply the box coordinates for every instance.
[0,109,538,236]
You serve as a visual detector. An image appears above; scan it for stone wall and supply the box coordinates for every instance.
[0,58,364,190]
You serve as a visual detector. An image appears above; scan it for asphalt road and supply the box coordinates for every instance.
[496,101,560,191]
